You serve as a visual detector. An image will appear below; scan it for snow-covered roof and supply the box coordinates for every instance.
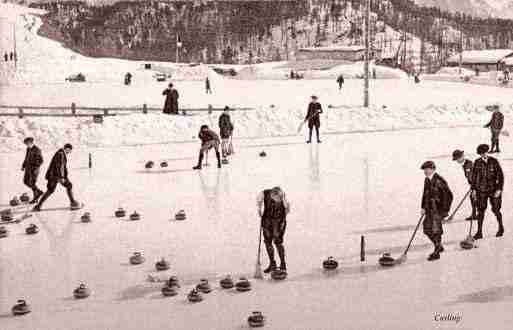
[447,49,513,64]
[502,57,513,66]
[298,45,366,53]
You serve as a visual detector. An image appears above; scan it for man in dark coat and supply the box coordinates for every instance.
[484,105,504,153]
[471,144,504,239]
[162,83,179,114]
[218,106,234,157]
[420,161,453,261]
[193,125,222,170]
[452,149,477,220]
[257,186,290,273]
[336,74,344,90]
[205,77,212,94]
[304,95,323,144]
[21,137,44,204]
[33,144,79,211]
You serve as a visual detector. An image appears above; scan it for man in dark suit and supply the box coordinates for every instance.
[162,83,179,114]
[471,144,504,239]
[21,137,44,204]
[33,144,80,211]
[304,95,323,144]
[452,149,477,220]
[484,104,504,153]
[420,161,453,261]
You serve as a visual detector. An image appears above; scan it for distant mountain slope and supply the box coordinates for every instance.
[414,0,513,18]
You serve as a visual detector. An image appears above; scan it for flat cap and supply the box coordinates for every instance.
[452,149,464,161]
[420,160,436,170]
[477,144,489,155]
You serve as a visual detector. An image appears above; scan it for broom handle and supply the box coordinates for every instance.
[256,222,263,265]
[403,214,425,256]
[448,189,471,220]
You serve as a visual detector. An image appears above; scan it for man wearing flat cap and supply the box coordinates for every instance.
[471,144,504,239]
[420,161,453,261]
[304,95,323,144]
[452,149,476,220]
[21,137,44,204]
[257,186,291,273]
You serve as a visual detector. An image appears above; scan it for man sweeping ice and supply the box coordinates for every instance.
[420,161,453,261]
[256,187,290,273]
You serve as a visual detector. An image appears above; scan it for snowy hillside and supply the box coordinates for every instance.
[415,0,513,18]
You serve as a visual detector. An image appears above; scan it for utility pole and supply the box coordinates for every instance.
[13,22,17,70]
[363,0,370,108]
[459,28,463,74]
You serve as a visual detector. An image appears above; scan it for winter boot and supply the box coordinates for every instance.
[30,189,43,204]
[496,214,504,237]
[473,217,484,240]
[427,251,440,261]
[307,128,312,143]
[263,261,277,274]
[216,151,221,169]
[276,244,286,271]
[315,127,321,143]
[193,153,204,170]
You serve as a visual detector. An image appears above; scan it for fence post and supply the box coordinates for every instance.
[143,103,148,114]
[71,102,76,116]
[104,109,108,116]
[18,107,24,119]
[208,104,213,115]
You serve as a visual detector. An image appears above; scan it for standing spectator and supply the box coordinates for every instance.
[9,52,13,61]
[21,137,44,204]
[162,83,179,114]
[218,106,234,157]
[304,95,323,144]
[336,74,345,90]
[205,77,212,94]
[4,53,8,62]
[124,72,132,86]
[484,104,504,153]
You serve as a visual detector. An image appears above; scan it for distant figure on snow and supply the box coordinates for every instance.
[420,161,453,261]
[257,186,290,273]
[414,73,420,84]
[336,74,344,90]
[162,83,179,114]
[471,144,504,239]
[4,53,8,62]
[452,149,476,220]
[484,104,504,153]
[218,106,234,157]
[193,125,222,170]
[9,52,13,61]
[304,95,323,144]
[33,144,80,212]
[124,72,132,86]
[205,77,212,94]
[21,137,44,204]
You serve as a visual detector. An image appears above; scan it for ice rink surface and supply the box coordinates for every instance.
[1,127,513,330]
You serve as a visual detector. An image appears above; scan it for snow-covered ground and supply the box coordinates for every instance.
[1,3,513,330]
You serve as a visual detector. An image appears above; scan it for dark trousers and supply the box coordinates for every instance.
[469,194,477,218]
[475,190,503,233]
[308,125,320,142]
[491,129,501,152]
[37,179,76,208]
[23,167,42,197]
[262,217,286,265]
[423,210,443,249]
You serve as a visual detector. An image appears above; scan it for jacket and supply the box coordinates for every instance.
[471,157,504,192]
[485,111,504,130]
[421,173,453,216]
[22,145,43,170]
[45,149,68,181]
[198,129,220,144]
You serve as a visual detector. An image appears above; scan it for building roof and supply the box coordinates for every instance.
[503,57,513,66]
[298,45,366,53]
[447,49,513,64]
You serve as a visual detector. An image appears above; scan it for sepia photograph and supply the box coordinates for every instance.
[0,0,512,329]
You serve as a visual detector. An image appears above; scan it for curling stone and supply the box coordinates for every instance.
[80,212,91,223]
[187,289,203,303]
[220,275,234,289]
[155,258,170,271]
[174,210,186,221]
[10,196,20,207]
[235,277,251,292]
[259,151,267,157]
[129,252,145,265]
[160,161,168,168]
[129,211,140,221]
[271,268,287,280]
[11,299,31,316]
[1,209,13,222]
[460,237,475,250]
[25,224,38,235]
[73,284,91,299]
[248,311,265,328]
[0,226,8,238]
[196,279,212,294]
[20,193,30,203]
[161,283,179,297]
[221,158,229,165]
[167,276,180,287]
[322,256,338,270]
[115,208,126,218]
[378,252,395,267]
[145,161,154,169]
